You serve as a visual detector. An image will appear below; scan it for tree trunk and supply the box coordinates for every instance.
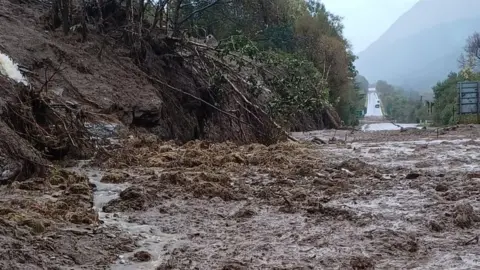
[60,0,70,35]
[80,0,87,41]
[171,0,183,37]
[138,0,145,35]
[124,0,132,43]
[150,1,165,32]
[96,0,104,33]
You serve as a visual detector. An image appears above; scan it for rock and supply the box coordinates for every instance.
[428,220,444,232]
[405,172,421,179]
[295,165,315,177]
[132,251,152,262]
[89,182,97,191]
[158,144,174,153]
[68,183,91,195]
[434,183,448,192]
[453,203,478,228]
[119,186,144,200]
[100,173,129,184]
[350,255,375,270]
[467,172,480,179]
[101,172,129,183]
[20,219,46,234]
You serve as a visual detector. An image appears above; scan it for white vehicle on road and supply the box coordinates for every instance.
[365,88,383,117]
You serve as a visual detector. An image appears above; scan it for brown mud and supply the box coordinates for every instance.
[58,125,480,269]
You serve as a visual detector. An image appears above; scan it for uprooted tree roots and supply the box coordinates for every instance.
[0,77,93,182]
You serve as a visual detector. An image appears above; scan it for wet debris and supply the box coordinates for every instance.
[311,136,326,144]
[393,236,419,253]
[462,235,479,246]
[103,186,147,212]
[221,262,249,270]
[101,172,130,183]
[434,183,449,192]
[305,202,354,220]
[467,172,480,179]
[453,203,479,228]
[159,171,188,185]
[414,144,428,151]
[405,172,421,179]
[294,164,316,177]
[231,206,256,220]
[132,250,153,262]
[120,186,144,200]
[415,161,432,168]
[367,148,381,154]
[427,220,445,232]
[67,183,91,195]
[336,158,367,171]
[349,255,375,270]
[18,218,46,234]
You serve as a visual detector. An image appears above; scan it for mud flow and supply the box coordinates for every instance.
[62,125,480,269]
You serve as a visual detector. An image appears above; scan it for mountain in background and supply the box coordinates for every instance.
[355,0,480,91]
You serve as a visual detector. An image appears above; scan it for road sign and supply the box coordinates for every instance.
[356,110,364,118]
[457,81,480,114]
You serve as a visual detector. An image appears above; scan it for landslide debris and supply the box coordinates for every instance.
[0,168,134,269]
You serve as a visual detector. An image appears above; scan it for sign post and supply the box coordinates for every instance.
[457,81,480,123]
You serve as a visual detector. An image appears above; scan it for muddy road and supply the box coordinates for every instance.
[62,124,480,270]
[3,125,480,269]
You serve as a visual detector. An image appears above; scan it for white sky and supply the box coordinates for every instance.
[320,0,420,53]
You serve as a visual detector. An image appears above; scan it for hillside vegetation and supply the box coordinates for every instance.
[432,31,480,126]
[375,80,428,123]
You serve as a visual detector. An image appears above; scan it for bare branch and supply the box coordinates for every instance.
[465,32,480,60]
[177,0,220,26]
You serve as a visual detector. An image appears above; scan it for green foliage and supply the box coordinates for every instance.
[432,73,460,125]
[261,51,329,119]
[179,0,361,128]
[429,32,480,126]
[218,35,329,122]
[430,72,480,125]
[355,75,369,93]
[376,80,427,123]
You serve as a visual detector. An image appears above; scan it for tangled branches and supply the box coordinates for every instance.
[5,85,92,159]
[0,74,92,182]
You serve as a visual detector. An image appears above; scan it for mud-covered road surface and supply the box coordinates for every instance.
[58,124,480,269]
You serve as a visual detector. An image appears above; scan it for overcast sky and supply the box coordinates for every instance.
[320,0,420,53]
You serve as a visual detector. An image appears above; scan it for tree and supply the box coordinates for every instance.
[459,32,480,71]
[355,75,369,93]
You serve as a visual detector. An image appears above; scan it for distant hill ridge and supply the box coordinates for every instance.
[356,0,480,91]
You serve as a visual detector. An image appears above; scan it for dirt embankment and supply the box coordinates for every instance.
[0,0,322,147]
